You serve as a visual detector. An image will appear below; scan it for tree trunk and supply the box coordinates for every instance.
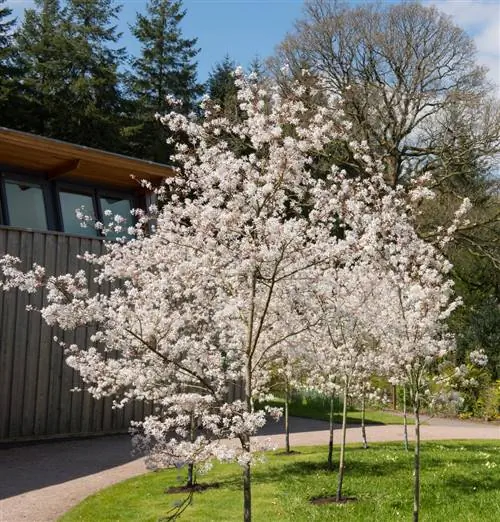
[403,386,409,452]
[361,389,368,449]
[284,381,291,453]
[187,413,196,487]
[327,391,335,470]
[241,355,253,522]
[242,434,252,522]
[336,382,349,501]
[413,393,421,522]
[392,384,397,410]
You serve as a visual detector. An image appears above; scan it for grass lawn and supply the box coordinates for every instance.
[60,441,500,522]
[260,396,414,426]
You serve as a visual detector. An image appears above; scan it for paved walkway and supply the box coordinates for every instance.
[0,417,498,522]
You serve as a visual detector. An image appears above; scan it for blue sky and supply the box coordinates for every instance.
[7,0,500,89]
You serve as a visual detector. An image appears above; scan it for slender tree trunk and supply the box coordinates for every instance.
[413,392,421,522]
[241,357,253,522]
[327,391,335,470]
[242,433,252,522]
[403,386,409,452]
[392,384,397,410]
[284,381,291,453]
[336,382,349,501]
[361,389,368,449]
[187,413,196,487]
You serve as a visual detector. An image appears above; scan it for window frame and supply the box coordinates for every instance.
[55,182,138,237]
[0,170,57,230]
[0,165,141,237]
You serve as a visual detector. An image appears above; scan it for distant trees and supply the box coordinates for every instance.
[206,55,238,118]
[0,0,201,161]
[273,0,499,188]
[0,0,21,128]
[126,0,202,162]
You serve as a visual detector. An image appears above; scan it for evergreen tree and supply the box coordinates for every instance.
[0,0,20,128]
[62,0,126,151]
[14,0,126,152]
[127,0,202,163]
[14,0,70,135]
[206,55,238,118]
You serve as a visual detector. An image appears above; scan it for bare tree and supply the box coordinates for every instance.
[272,0,499,188]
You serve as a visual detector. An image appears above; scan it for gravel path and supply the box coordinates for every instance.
[0,417,498,522]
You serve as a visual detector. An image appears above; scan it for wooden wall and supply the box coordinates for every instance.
[0,227,150,442]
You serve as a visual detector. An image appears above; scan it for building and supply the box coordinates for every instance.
[0,127,175,442]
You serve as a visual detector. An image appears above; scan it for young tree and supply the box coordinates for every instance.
[374,258,459,522]
[127,0,202,162]
[1,72,356,521]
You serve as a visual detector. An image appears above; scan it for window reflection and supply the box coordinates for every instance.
[59,192,98,236]
[5,181,48,230]
[99,196,133,239]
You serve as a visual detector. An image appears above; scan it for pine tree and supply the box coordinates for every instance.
[0,0,20,128]
[14,0,70,135]
[62,0,126,151]
[14,0,126,152]
[127,0,202,163]
[206,55,238,118]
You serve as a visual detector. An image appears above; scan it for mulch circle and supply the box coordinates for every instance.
[275,450,301,456]
[310,496,357,505]
[165,483,220,494]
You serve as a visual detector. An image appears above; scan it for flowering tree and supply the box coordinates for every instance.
[1,68,466,521]
[1,71,378,521]
[372,250,459,522]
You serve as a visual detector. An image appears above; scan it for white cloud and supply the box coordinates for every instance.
[431,1,500,91]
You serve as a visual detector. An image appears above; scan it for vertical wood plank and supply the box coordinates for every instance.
[34,232,57,436]
[21,231,44,436]
[0,229,18,438]
[47,234,68,435]
[8,231,31,438]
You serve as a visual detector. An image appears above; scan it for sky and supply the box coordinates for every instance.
[7,0,500,90]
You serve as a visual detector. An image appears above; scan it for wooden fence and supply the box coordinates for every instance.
[0,227,151,442]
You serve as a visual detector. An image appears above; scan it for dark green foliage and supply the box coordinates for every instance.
[206,55,238,117]
[126,0,202,162]
[0,0,21,127]
[5,0,67,134]
[58,0,127,150]
[11,0,126,152]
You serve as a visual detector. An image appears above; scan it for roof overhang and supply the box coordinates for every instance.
[0,127,176,190]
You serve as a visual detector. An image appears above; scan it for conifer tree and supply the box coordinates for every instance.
[60,0,126,151]
[14,0,126,152]
[14,0,70,135]
[127,0,202,163]
[0,0,20,128]
[206,55,238,118]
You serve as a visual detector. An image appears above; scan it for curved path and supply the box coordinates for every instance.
[0,417,498,522]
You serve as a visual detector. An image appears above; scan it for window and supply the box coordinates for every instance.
[59,191,99,237]
[4,180,48,230]
[99,196,134,239]
[0,172,139,238]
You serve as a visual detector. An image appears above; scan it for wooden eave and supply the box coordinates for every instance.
[0,127,176,190]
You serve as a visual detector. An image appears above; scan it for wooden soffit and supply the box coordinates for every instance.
[0,127,176,190]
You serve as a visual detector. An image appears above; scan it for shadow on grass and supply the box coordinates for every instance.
[444,474,500,493]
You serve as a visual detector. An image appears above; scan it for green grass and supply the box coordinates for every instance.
[260,396,413,425]
[60,441,500,522]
